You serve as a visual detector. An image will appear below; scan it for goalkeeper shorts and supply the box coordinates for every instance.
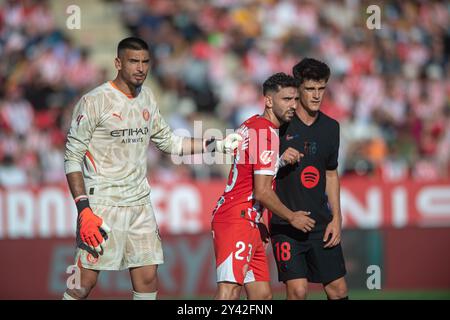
[75,203,163,270]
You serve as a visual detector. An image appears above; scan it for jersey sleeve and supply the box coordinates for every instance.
[64,96,100,174]
[254,127,280,176]
[149,105,184,155]
[326,122,340,170]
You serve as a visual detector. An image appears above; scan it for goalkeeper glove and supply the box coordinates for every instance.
[76,196,111,254]
[204,133,242,154]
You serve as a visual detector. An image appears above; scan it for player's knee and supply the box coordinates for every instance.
[216,286,240,300]
[230,290,241,300]
[261,291,272,300]
[141,272,157,286]
[223,290,240,300]
[327,287,348,299]
[289,286,308,300]
[65,285,94,300]
[66,269,98,299]
[326,283,348,299]
[248,290,272,300]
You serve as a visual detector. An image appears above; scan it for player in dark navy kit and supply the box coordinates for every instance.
[270,58,348,300]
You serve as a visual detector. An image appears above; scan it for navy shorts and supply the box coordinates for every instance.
[271,225,346,284]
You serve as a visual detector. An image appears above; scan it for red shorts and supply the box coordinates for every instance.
[212,220,270,285]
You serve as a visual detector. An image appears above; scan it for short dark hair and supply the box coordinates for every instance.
[292,58,330,84]
[263,72,300,96]
[117,37,149,57]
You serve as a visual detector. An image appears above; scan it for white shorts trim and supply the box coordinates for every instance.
[254,170,275,175]
[216,253,237,283]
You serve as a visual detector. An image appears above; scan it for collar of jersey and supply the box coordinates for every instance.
[257,115,278,129]
[109,81,139,99]
[294,110,321,127]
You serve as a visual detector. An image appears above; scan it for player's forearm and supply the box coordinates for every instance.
[66,171,88,199]
[181,137,230,155]
[181,137,205,155]
[179,134,241,155]
[326,170,341,220]
[153,135,201,155]
[255,189,294,223]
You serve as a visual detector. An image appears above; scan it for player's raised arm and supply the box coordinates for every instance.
[189,134,242,154]
[253,174,315,233]
[148,104,241,155]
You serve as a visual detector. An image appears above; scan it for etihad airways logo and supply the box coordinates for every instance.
[110,127,149,144]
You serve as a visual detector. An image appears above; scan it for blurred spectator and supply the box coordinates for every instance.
[0,155,27,187]
[0,0,102,187]
[0,0,449,186]
[0,84,34,136]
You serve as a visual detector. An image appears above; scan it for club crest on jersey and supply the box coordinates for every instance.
[303,141,317,155]
[143,109,150,121]
[260,150,274,165]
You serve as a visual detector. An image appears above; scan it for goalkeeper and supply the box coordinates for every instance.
[63,37,241,300]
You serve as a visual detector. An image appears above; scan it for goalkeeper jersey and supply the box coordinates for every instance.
[64,81,182,206]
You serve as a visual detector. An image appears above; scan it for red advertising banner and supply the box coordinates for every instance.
[340,177,450,228]
[0,177,449,239]
[1,229,449,299]
[384,227,450,290]
[0,235,283,299]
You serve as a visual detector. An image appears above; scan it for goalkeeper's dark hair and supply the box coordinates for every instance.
[292,58,330,84]
[263,72,300,96]
[117,37,149,57]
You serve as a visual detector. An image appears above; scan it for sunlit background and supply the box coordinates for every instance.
[0,0,449,299]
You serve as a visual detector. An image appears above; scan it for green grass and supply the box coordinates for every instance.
[161,290,450,300]
[284,289,450,300]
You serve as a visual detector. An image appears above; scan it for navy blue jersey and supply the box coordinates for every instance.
[271,111,340,238]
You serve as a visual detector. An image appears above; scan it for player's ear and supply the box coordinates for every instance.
[114,57,122,71]
[265,95,273,109]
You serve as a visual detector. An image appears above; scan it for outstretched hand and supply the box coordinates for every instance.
[215,133,243,154]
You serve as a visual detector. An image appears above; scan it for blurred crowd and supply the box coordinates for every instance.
[0,0,449,187]
[0,0,106,187]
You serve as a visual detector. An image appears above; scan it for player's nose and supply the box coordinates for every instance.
[313,90,320,99]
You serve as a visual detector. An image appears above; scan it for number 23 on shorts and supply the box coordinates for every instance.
[235,241,252,262]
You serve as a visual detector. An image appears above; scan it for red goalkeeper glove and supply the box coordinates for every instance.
[76,196,111,253]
